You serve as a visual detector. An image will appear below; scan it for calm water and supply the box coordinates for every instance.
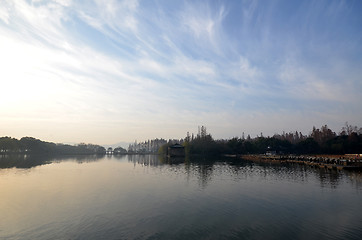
[0,154,361,240]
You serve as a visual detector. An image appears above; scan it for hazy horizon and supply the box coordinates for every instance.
[1,0,362,145]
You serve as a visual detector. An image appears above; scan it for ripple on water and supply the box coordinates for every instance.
[1,155,362,240]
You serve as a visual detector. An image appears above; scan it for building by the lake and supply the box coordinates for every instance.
[167,143,185,157]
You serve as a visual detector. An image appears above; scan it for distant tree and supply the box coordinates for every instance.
[0,137,19,153]
[296,138,320,154]
[227,137,243,154]
[185,132,191,142]
[114,146,127,154]
[340,122,358,136]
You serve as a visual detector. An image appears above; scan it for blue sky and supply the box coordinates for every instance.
[0,0,361,145]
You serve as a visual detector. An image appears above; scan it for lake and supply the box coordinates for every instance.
[0,154,361,240]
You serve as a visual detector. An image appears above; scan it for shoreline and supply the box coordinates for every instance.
[236,154,362,171]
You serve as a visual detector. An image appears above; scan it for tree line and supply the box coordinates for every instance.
[128,138,168,153]
[160,123,362,156]
[0,137,106,155]
[1,123,361,156]
[128,138,185,154]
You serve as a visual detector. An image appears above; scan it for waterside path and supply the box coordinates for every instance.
[234,154,362,171]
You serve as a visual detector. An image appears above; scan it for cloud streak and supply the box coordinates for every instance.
[0,0,361,144]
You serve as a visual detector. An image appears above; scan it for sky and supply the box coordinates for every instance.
[0,0,362,146]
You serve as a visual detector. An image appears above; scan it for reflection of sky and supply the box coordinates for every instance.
[0,155,361,239]
[0,0,362,144]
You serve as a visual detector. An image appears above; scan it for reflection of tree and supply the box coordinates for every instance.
[126,155,252,188]
[266,162,359,189]
[186,157,226,188]
[316,168,342,189]
[236,159,359,189]
[195,162,214,189]
[127,154,163,167]
[261,162,350,189]
[159,155,185,165]
[0,154,104,169]
[345,171,362,190]
[125,154,361,190]
[53,155,104,164]
[253,161,345,188]
[0,154,51,168]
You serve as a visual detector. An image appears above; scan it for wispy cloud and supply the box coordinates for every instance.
[279,62,341,102]
[0,0,361,143]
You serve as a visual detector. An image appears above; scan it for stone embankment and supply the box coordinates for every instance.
[241,154,362,171]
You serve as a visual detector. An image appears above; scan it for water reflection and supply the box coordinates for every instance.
[0,154,51,168]
[124,154,362,190]
[1,154,361,190]
[1,154,361,240]
[0,154,104,169]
